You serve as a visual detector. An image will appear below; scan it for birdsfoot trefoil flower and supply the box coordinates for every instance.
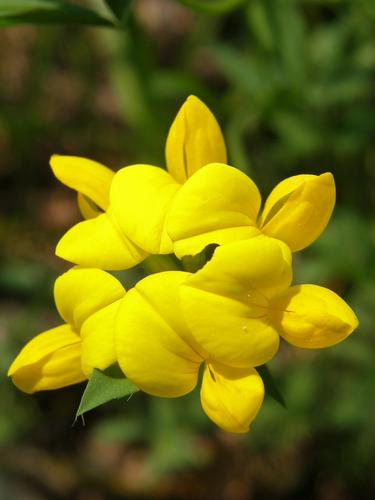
[8,95,359,436]
[115,271,264,433]
[180,236,358,361]
[54,96,228,268]
[53,96,335,269]
[50,155,148,270]
[8,268,125,392]
[115,236,358,432]
[167,166,335,258]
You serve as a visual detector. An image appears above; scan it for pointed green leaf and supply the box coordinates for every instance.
[0,0,114,27]
[76,366,139,418]
[257,364,286,408]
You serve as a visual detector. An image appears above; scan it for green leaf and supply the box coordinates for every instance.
[0,0,114,27]
[176,0,246,14]
[257,364,286,408]
[76,366,139,418]
[104,0,132,21]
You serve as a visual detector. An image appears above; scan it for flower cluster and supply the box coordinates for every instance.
[8,96,358,433]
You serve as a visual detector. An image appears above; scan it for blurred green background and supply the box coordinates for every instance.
[1,0,375,498]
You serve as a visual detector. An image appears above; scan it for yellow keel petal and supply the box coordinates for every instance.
[77,193,102,219]
[271,284,358,348]
[201,363,264,433]
[50,155,114,211]
[261,173,335,251]
[8,324,86,393]
[166,95,227,183]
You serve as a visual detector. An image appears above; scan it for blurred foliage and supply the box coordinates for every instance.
[0,0,375,498]
[0,0,113,27]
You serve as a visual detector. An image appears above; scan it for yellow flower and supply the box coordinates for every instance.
[50,155,148,270]
[167,166,336,258]
[53,96,335,270]
[8,268,125,393]
[181,236,358,363]
[55,95,227,269]
[115,271,264,433]
[115,236,358,432]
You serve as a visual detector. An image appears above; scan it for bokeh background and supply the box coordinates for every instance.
[1,0,375,498]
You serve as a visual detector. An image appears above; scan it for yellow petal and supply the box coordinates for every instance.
[56,211,148,270]
[201,362,264,433]
[182,288,279,368]
[181,236,291,367]
[165,95,227,183]
[271,284,359,348]
[167,163,262,258]
[80,299,122,377]
[184,235,292,303]
[261,173,335,251]
[77,193,102,219]
[8,324,86,393]
[54,267,125,332]
[111,165,180,254]
[116,271,202,397]
[50,155,114,212]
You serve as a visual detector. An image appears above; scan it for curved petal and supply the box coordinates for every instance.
[8,324,86,393]
[50,155,114,212]
[116,271,202,398]
[174,227,261,260]
[181,286,279,368]
[167,163,262,258]
[54,267,125,332]
[110,165,180,254]
[261,173,335,251]
[165,95,227,183]
[80,299,122,377]
[77,193,102,220]
[56,211,148,271]
[201,362,264,433]
[271,284,359,348]
[184,236,292,303]
[181,237,291,367]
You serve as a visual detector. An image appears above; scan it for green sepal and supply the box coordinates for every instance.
[76,365,139,418]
